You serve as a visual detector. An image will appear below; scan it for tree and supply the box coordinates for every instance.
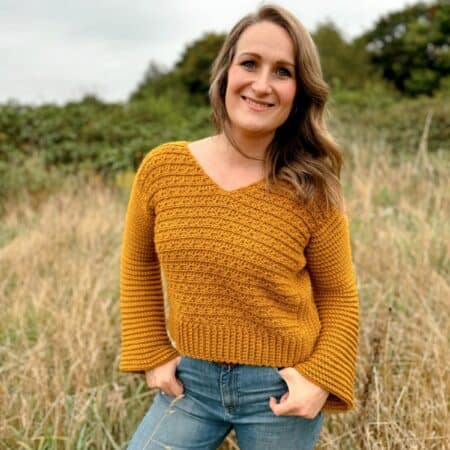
[357,0,450,96]
[174,32,226,104]
[128,32,225,106]
[312,21,379,89]
[128,60,185,103]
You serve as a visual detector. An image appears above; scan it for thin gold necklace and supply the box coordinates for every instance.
[217,136,265,162]
[231,143,265,161]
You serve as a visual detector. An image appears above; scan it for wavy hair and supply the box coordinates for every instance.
[209,3,345,212]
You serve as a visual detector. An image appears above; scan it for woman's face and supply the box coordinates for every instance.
[225,20,297,139]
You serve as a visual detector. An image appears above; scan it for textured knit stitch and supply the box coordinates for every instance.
[119,141,360,413]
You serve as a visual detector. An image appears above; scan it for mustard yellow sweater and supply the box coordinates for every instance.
[119,141,360,413]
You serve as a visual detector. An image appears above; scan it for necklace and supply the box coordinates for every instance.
[231,143,265,161]
[215,135,265,162]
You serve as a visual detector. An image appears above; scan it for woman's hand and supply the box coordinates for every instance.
[268,368,329,419]
[145,356,184,397]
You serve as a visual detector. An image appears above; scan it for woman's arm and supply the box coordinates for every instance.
[295,206,360,412]
[119,154,180,373]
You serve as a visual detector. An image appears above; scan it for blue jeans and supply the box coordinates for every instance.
[127,355,325,449]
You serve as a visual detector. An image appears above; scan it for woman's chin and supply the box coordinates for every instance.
[230,121,276,136]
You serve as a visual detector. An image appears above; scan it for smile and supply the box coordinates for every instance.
[241,96,275,110]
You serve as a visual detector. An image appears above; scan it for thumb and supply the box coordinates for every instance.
[173,377,184,396]
[269,392,290,416]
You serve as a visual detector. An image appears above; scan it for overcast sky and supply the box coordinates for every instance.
[1,0,413,106]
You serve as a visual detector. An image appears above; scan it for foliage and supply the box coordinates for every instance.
[128,60,189,104]
[1,83,448,214]
[329,82,449,159]
[0,95,213,207]
[174,31,226,104]
[357,0,450,96]
[129,31,225,106]
[313,21,380,90]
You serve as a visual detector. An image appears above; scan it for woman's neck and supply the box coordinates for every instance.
[213,130,273,165]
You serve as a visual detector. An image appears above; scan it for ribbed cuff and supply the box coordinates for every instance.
[294,361,355,412]
[119,345,181,374]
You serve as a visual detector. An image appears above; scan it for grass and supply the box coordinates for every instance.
[0,120,448,448]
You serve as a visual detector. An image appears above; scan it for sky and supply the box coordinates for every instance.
[0,0,414,106]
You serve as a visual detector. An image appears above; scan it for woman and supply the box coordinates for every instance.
[119,3,360,449]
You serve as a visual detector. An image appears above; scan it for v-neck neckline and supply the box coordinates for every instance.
[183,141,266,195]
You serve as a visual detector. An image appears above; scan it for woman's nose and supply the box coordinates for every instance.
[251,69,272,94]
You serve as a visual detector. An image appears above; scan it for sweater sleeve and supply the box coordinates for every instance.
[294,206,360,412]
[119,154,180,373]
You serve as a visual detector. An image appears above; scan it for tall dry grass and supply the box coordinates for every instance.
[0,122,448,449]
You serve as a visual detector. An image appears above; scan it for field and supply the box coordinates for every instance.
[0,106,449,449]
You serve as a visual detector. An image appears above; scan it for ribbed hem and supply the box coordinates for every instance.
[170,319,316,369]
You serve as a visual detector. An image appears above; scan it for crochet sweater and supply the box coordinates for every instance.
[119,140,360,412]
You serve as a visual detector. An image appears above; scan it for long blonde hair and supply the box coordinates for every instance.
[209,3,344,212]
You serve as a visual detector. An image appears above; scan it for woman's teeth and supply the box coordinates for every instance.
[242,96,274,109]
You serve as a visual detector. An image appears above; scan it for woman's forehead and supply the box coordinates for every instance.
[235,22,295,62]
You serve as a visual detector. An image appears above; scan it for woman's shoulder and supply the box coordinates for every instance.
[134,140,189,177]
[141,140,188,164]
[133,140,186,182]
[132,141,189,201]
[303,189,348,234]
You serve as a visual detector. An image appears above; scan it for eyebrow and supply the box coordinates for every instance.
[238,52,295,68]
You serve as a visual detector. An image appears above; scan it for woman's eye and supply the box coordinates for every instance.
[241,60,255,69]
[240,60,292,78]
[278,68,292,77]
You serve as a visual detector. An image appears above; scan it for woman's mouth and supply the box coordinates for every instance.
[241,96,275,111]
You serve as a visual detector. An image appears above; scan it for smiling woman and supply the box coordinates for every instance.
[119,3,360,450]
[225,21,297,136]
